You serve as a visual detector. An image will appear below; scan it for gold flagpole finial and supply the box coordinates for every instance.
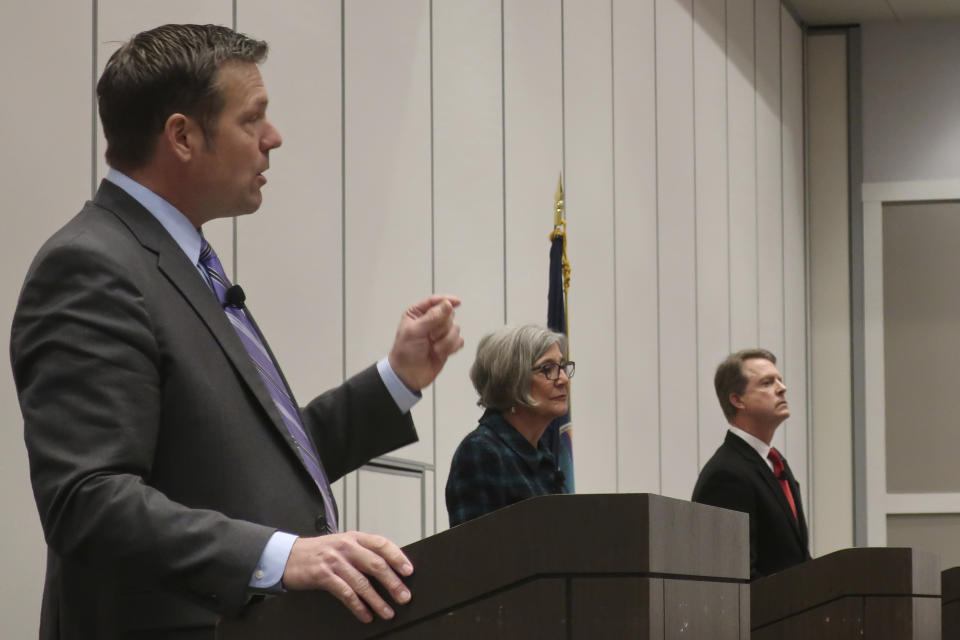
[553,174,565,228]
[549,172,571,340]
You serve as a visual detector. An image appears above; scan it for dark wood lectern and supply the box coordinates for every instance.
[752,547,941,639]
[217,493,750,639]
[942,566,960,639]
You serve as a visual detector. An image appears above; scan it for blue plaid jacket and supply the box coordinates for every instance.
[445,409,567,527]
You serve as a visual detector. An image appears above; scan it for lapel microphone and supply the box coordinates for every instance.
[224,284,246,309]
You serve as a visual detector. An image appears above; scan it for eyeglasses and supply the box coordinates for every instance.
[531,360,576,381]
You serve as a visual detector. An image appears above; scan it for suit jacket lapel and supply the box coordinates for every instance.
[726,432,805,544]
[93,182,294,451]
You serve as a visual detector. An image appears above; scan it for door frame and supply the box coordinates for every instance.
[862,178,960,545]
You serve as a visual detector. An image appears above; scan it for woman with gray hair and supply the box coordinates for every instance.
[445,324,574,526]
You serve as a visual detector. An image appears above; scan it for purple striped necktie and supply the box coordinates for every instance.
[199,238,338,533]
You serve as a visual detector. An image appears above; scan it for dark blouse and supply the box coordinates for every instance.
[445,408,567,527]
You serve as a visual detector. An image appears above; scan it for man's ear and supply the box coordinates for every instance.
[163,113,201,162]
[729,393,745,410]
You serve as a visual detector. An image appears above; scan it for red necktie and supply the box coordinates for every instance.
[767,447,798,522]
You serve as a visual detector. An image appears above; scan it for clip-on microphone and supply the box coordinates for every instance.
[224,284,246,309]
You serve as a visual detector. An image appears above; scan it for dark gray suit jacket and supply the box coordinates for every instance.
[692,430,810,579]
[11,180,417,639]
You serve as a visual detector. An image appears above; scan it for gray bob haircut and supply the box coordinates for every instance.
[470,324,568,411]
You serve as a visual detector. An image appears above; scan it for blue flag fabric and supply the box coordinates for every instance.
[546,233,575,492]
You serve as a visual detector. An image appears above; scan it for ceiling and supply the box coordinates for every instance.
[786,0,960,26]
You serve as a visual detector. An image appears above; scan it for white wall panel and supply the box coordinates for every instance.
[503,0,563,326]
[693,0,731,468]
[0,5,93,636]
[808,33,854,556]
[431,0,504,527]
[344,0,433,463]
[755,0,785,452]
[656,0,698,500]
[612,0,660,493]
[780,8,808,507]
[97,1,236,267]
[357,467,424,547]
[235,0,344,410]
[727,0,759,350]
[563,1,617,494]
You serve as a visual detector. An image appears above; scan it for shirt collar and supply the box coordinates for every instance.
[728,425,773,463]
[105,168,203,266]
[481,409,555,473]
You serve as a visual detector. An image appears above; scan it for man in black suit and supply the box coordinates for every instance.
[10,24,463,638]
[692,349,810,579]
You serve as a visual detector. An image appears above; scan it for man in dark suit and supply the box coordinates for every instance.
[692,349,810,579]
[10,24,463,639]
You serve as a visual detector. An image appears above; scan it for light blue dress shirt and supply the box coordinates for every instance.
[104,169,420,591]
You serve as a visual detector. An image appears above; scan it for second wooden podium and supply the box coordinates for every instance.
[752,547,941,639]
[217,493,750,639]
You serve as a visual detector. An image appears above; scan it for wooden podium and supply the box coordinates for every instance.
[752,547,941,639]
[942,567,960,639]
[217,494,750,639]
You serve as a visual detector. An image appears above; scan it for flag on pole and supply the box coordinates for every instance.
[545,175,574,492]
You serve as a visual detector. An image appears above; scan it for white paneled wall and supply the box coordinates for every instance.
[564,0,618,494]
[728,0,760,351]
[431,0,504,536]
[613,0,661,493]
[781,10,808,509]
[692,0,731,470]
[656,0,699,500]
[1,1,807,632]
[344,0,435,466]
[756,0,786,454]
[0,5,93,638]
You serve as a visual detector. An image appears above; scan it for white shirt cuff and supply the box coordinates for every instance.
[377,357,421,414]
[249,531,298,592]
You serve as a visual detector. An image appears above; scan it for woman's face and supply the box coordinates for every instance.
[528,343,570,420]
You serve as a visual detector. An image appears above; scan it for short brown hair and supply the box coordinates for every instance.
[714,348,777,422]
[97,24,268,171]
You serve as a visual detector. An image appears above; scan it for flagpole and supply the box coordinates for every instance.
[550,175,571,353]
[548,173,575,492]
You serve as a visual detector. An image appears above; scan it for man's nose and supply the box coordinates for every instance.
[263,120,283,150]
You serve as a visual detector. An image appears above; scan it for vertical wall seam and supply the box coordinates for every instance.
[781,5,789,458]
[653,0,663,494]
[339,0,349,525]
[428,0,437,536]
[610,0,620,492]
[340,0,347,386]
[561,1,567,203]
[232,0,239,282]
[846,26,866,547]
[753,0,760,345]
[692,0,701,471]
[725,0,732,351]
[91,0,98,200]
[802,24,816,549]
[501,0,508,325]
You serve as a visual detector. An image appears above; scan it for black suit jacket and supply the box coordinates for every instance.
[692,430,810,579]
[10,180,417,638]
